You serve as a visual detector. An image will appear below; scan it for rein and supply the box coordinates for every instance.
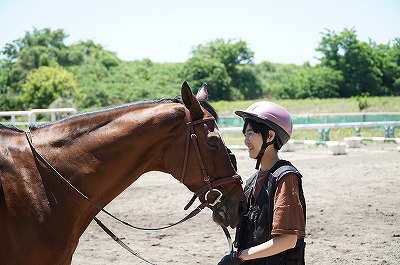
[24,106,242,263]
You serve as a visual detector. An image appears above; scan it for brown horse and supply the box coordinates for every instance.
[0,82,247,265]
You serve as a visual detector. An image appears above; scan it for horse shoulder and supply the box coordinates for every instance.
[0,132,52,220]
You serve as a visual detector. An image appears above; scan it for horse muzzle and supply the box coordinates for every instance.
[212,199,248,228]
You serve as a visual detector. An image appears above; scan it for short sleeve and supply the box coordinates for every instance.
[271,173,305,238]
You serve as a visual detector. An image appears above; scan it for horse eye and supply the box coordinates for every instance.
[204,121,215,132]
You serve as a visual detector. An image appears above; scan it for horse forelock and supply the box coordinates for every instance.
[199,100,218,122]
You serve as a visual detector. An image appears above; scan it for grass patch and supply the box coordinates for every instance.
[221,127,399,146]
[212,96,400,117]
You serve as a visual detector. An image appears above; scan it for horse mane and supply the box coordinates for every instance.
[0,123,24,132]
[199,100,218,121]
[29,97,218,131]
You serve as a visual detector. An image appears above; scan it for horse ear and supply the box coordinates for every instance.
[181,81,204,120]
[196,83,208,102]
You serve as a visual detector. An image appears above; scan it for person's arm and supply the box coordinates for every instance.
[239,234,297,261]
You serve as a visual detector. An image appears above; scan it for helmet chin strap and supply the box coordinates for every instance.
[255,140,274,170]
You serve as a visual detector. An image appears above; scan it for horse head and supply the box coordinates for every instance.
[174,81,247,228]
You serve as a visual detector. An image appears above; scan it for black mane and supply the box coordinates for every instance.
[0,123,24,132]
[29,96,218,130]
[199,100,218,121]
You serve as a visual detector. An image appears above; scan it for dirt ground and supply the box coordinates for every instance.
[72,141,400,265]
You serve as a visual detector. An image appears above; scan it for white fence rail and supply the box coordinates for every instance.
[0,108,77,127]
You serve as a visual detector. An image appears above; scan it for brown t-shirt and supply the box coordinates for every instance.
[271,173,306,238]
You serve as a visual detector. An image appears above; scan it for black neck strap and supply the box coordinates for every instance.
[255,141,274,169]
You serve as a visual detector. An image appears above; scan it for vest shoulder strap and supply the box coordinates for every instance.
[270,161,302,183]
[244,172,258,199]
[245,172,258,187]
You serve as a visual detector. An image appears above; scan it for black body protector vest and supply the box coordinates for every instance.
[235,160,306,265]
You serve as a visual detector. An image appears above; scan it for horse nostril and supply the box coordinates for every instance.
[238,200,248,217]
[218,211,226,220]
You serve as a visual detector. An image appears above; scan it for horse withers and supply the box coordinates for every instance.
[0,82,247,265]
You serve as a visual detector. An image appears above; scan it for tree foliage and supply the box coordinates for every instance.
[2,28,69,95]
[0,28,120,110]
[316,28,399,97]
[182,39,262,100]
[21,66,80,109]
[0,28,399,112]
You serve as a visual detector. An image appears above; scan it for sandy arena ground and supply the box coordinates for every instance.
[72,142,400,265]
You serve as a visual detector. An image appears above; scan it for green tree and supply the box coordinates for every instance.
[2,28,69,88]
[316,28,386,97]
[256,63,301,99]
[256,63,343,99]
[1,28,72,109]
[372,38,400,95]
[181,56,232,101]
[183,39,261,100]
[300,66,343,98]
[21,66,81,109]
[68,40,120,69]
[0,60,17,109]
[2,28,67,63]
[1,28,121,110]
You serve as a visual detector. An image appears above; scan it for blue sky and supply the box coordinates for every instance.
[1,0,399,65]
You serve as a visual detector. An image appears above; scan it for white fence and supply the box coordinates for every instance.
[1,108,399,141]
[0,108,77,127]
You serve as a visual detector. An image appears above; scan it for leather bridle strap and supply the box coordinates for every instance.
[180,108,215,184]
[179,108,243,254]
[184,175,242,210]
[180,107,242,210]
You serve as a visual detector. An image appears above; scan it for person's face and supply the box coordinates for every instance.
[243,123,263,159]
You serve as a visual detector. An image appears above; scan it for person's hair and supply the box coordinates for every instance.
[242,118,280,150]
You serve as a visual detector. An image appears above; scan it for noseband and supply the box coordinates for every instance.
[180,107,242,210]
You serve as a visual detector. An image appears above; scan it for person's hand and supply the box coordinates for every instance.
[217,251,244,265]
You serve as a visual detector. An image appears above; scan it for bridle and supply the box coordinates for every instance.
[24,105,243,264]
[180,107,242,211]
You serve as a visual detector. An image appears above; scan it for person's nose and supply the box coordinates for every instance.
[244,135,250,145]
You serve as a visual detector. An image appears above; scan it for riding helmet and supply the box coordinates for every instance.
[235,101,293,149]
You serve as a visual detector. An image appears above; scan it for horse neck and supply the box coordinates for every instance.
[33,102,187,211]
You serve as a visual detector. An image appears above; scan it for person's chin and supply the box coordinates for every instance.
[248,148,257,159]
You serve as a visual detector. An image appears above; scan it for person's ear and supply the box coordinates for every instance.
[267,130,276,142]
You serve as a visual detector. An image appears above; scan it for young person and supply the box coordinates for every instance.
[218,101,306,265]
